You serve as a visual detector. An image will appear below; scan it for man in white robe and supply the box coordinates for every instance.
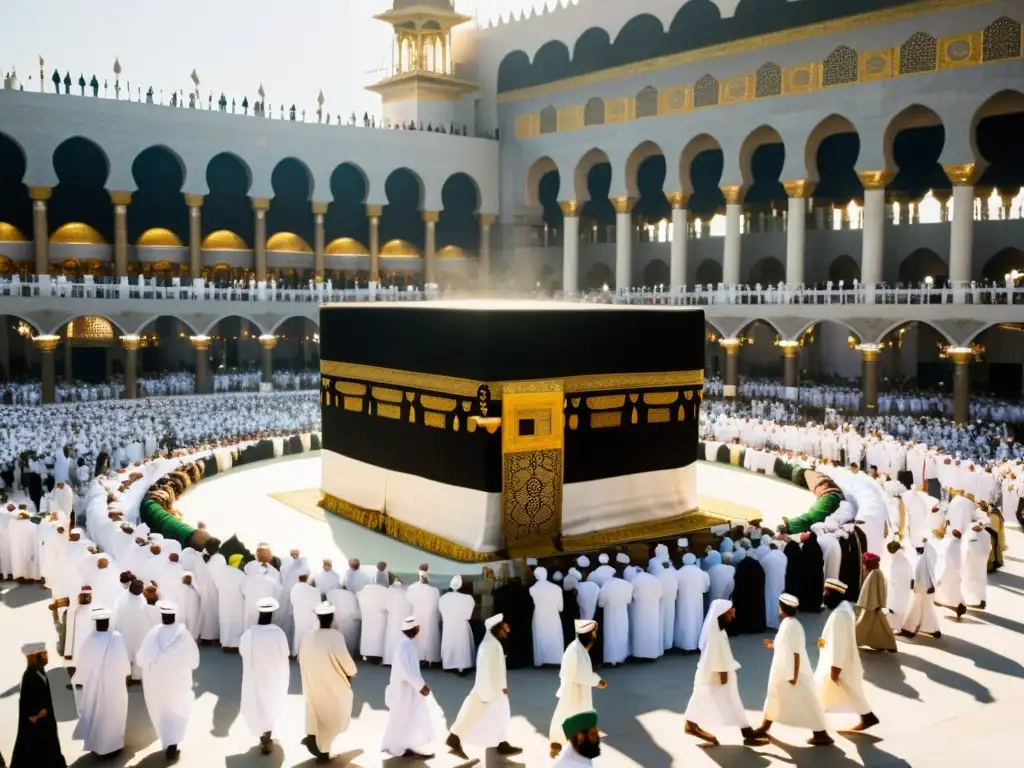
[299,602,359,761]
[962,525,990,609]
[65,588,96,674]
[176,573,202,640]
[574,557,600,621]
[405,564,441,666]
[439,574,475,673]
[683,600,766,746]
[530,566,564,666]
[754,593,833,746]
[71,606,131,757]
[816,579,878,731]
[445,614,523,759]
[675,553,710,651]
[137,600,200,761]
[243,561,281,631]
[180,547,218,644]
[243,543,281,583]
[553,710,602,767]
[9,511,40,581]
[548,619,605,758]
[761,539,788,630]
[326,585,361,654]
[885,539,913,631]
[314,558,341,598]
[289,570,321,657]
[708,551,736,601]
[381,617,439,759]
[588,554,615,587]
[355,577,388,661]
[342,558,370,594]
[627,566,663,659]
[383,578,413,666]
[597,553,633,666]
[209,553,245,651]
[240,597,290,754]
[651,547,678,652]
[934,528,967,618]
[112,579,155,683]
[900,540,941,638]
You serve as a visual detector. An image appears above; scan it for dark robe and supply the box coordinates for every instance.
[494,580,534,669]
[838,534,863,604]
[783,540,802,597]
[730,557,767,634]
[11,666,65,768]
[559,588,581,648]
[798,533,825,613]
[94,452,109,478]
[848,526,868,602]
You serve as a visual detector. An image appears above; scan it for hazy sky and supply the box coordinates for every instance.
[0,0,561,117]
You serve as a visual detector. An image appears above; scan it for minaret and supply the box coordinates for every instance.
[366,0,478,131]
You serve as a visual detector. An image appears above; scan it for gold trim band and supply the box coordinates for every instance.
[560,510,720,553]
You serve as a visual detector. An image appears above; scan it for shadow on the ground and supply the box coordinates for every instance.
[1,581,49,609]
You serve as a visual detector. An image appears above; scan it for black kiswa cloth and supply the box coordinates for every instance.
[494,580,534,669]
[560,588,581,648]
[11,667,66,768]
[729,558,767,634]
[798,532,825,613]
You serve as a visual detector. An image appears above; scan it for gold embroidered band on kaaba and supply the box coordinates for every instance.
[321,360,703,397]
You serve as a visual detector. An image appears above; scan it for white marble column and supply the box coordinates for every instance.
[946,164,977,300]
[29,187,51,277]
[423,211,439,285]
[312,202,327,281]
[252,198,269,282]
[111,191,131,278]
[669,193,688,292]
[722,185,743,286]
[560,201,580,295]
[477,213,494,288]
[859,171,891,296]
[367,205,381,283]
[784,181,808,287]
[185,194,203,278]
[612,196,635,290]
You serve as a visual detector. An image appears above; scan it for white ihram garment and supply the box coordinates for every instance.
[762,617,828,730]
[815,602,871,715]
[300,627,359,753]
[439,590,476,671]
[405,581,442,664]
[675,565,710,650]
[381,635,439,756]
[71,629,131,755]
[137,622,201,749]
[547,638,602,746]
[684,600,748,728]
[530,574,565,666]
[450,631,511,747]
[239,623,290,738]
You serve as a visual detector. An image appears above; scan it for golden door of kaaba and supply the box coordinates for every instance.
[501,381,565,556]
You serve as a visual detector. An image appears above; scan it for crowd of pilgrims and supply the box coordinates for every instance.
[0,369,318,404]
[704,376,1024,423]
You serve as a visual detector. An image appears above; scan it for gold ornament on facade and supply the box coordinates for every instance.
[858,171,895,190]
[266,232,313,253]
[66,315,116,341]
[568,414,579,430]
[51,223,106,245]
[251,198,271,212]
[586,394,625,411]
[559,200,580,217]
[109,190,133,206]
[0,223,27,242]
[365,205,384,218]
[721,185,744,205]
[667,192,689,209]
[783,180,812,198]
[120,334,141,351]
[643,391,679,406]
[189,334,212,351]
[944,163,978,186]
[258,334,278,351]
[855,342,882,362]
[940,344,984,364]
[590,411,621,429]
[611,196,636,215]
[647,408,671,424]
[334,381,367,396]
[424,411,446,429]
[422,210,440,224]
[33,334,61,352]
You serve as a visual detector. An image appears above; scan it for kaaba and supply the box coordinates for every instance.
[319,301,709,561]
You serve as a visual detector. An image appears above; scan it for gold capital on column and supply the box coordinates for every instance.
[783,180,813,198]
[120,334,141,351]
[28,186,52,201]
[857,171,895,191]
[311,201,329,215]
[611,196,636,215]
[667,192,689,209]
[942,345,981,365]
[189,334,212,351]
[365,205,383,218]
[559,200,580,217]
[719,337,742,356]
[477,213,496,226]
[943,163,979,186]
[109,190,133,206]
[777,339,800,358]
[258,334,278,351]
[251,198,270,211]
[855,343,882,362]
[184,193,204,208]
[720,185,744,205]
[422,210,440,223]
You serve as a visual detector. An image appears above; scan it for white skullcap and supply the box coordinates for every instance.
[90,606,112,621]
[21,642,46,655]
[552,571,563,582]
[598,553,609,564]
[567,567,582,580]
[401,616,420,631]
[761,534,772,546]
[563,574,578,590]
[484,613,504,630]
[313,601,335,616]
[526,557,538,566]
[682,553,697,566]
[615,553,630,565]
[534,567,548,581]
[779,593,800,608]
[825,578,848,594]
[450,574,463,591]
[654,544,669,563]
[257,597,279,613]
[722,552,734,564]
[256,542,271,550]
[70,528,84,536]
[574,619,597,634]
[157,600,177,615]
[576,555,590,568]
[678,538,689,547]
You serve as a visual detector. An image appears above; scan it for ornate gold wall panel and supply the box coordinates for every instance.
[423,411,446,429]
[516,18,1021,139]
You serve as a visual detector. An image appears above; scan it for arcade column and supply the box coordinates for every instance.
[560,201,580,295]
[312,202,328,281]
[190,335,212,394]
[858,171,894,294]
[259,334,277,386]
[856,343,881,415]
[783,180,810,287]
[423,210,439,285]
[612,196,635,290]
[668,193,689,291]
[944,346,979,425]
[366,205,382,283]
[110,191,132,278]
[29,186,51,277]
[779,340,800,401]
[721,185,744,287]
[477,213,494,289]
[121,334,140,399]
[945,164,979,299]
[252,198,270,282]
[185,194,204,279]
[719,337,742,398]
[34,334,60,404]
[62,335,73,382]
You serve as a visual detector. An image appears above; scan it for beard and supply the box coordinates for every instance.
[577,739,601,759]
[823,593,844,610]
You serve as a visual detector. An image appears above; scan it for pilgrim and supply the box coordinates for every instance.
[299,602,358,762]
[439,574,476,673]
[289,569,322,656]
[683,599,767,746]
[242,554,281,631]
[755,594,833,746]
[209,552,245,651]
[549,619,606,758]
[560,573,582,647]
[553,710,602,767]
[675,552,710,650]
[900,538,941,638]
[313,558,341,597]
[856,553,897,651]
[446,614,523,759]
[816,579,879,731]
[731,546,767,634]
[381,617,438,760]
[651,545,678,652]
[342,558,370,593]
[136,600,201,761]
[493,570,534,669]
[382,577,413,666]
[11,642,66,768]
[325,584,361,655]
[627,565,664,659]
[963,525,991,608]
[239,597,290,755]
[530,566,565,666]
[355,577,388,661]
[597,553,633,666]
[71,606,131,757]
[405,564,442,666]
[934,528,967,618]
[760,538,788,630]
[885,539,912,631]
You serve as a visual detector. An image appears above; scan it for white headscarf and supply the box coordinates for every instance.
[699,599,733,652]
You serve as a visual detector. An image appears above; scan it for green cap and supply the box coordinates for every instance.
[562,709,598,739]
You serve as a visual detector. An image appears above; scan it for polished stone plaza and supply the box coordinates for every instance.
[1,460,1022,767]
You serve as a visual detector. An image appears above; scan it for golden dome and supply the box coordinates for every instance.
[380,239,422,258]
[202,230,249,251]
[66,315,116,341]
[138,228,184,247]
[325,237,369,256]
[51,223,106,245]
[0,223,26,242]
[0,256,13,273]
[437,245,468,260]
[266,232,312,253]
